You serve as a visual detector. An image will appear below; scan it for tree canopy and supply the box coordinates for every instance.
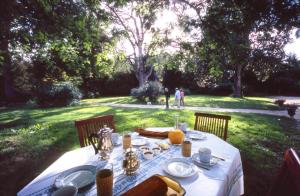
[176,0,300,97]
[0,0,299,101]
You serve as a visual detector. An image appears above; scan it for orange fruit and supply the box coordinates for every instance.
[168,129,185,144]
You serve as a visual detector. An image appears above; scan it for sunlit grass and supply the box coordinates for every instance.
[81,95,279,110]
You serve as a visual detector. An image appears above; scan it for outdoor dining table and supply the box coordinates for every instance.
[18,129,244,196]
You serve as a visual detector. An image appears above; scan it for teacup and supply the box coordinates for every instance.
[198,147,211,163]
[111,133,120,145]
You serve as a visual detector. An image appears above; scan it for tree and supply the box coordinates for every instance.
[176,0,300,97]
[0,0,115,101]
[102,0,169,87]
[0,0,22,100]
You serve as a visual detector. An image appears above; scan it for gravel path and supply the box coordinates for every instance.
[97,102,300,120]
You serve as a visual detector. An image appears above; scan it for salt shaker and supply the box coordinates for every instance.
[182,140,191,157]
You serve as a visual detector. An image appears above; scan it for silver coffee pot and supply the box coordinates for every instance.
[88,125,113,160]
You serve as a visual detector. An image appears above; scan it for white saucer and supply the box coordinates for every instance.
[189,132,206,140]
[131,137,147,146]
[192,153,219,167]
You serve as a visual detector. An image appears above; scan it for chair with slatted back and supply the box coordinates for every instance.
[75,115,116,147]
[267,148,300,196]
[194,112,231,141]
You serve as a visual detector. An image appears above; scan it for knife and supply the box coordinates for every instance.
[212,154,225,161]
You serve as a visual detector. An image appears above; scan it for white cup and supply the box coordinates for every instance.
[178,122,187,132]
[198,147,211,163]
[111,133,120,145]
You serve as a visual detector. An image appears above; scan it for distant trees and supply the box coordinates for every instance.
[176,0,300,97]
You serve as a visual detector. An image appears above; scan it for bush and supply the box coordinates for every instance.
[182,88,191,95]
[36,81,82,107]
[274,99,286,107]
[130,81,163,102]
[81,72,139,97]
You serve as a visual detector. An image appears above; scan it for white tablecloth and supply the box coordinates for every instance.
[18,131,244,196]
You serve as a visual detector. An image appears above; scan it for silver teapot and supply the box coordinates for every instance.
[122,147,140,175]
[88,125,113,160]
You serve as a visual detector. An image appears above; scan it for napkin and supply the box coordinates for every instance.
[134,128,169,138]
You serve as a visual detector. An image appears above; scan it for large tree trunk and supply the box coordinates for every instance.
[0,18,15,102]
[233,64,242,98]
[137,71,146,87]
[135,56,153,87]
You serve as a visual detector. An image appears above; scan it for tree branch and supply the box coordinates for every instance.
[106,4,138,46]
[174,0,206,19]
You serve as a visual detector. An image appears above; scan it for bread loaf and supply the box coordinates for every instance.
[121,176,168,196]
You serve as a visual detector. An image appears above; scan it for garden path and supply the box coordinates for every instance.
[97,102,300,120]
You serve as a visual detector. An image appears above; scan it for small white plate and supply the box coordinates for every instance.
[189,132,206,140]
[131,137,147,146]
[192,153,219,167]
[54,165,96,189]
[163,158,198,178]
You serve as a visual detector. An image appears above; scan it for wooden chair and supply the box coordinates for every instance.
[194,112,231,141]
[75,115,116,147]
[267,148,300,196]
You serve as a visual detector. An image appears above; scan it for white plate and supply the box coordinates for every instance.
[163,158,198,178]
[54,165,96,189]
[189,132,206,140]
[131,138,147,146]
[192,153,219,167]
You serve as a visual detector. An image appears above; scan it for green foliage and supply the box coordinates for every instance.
[130,81,163,102]
[36,81,82,107]
[82,72,138,97]
[1,0,118,102]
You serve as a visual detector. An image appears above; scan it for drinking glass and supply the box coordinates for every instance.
[122,131,131,150]
[96,163,113,196]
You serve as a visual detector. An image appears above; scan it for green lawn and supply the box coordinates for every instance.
[81,95,280,110]
[0,104,298,196]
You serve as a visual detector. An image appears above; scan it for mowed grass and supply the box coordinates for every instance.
[81,95,279,110]
[0,104,299,195]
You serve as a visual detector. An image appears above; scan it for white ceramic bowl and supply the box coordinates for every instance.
[143,150,154,160]
[139,146,150,152]
[152,147,161,155]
